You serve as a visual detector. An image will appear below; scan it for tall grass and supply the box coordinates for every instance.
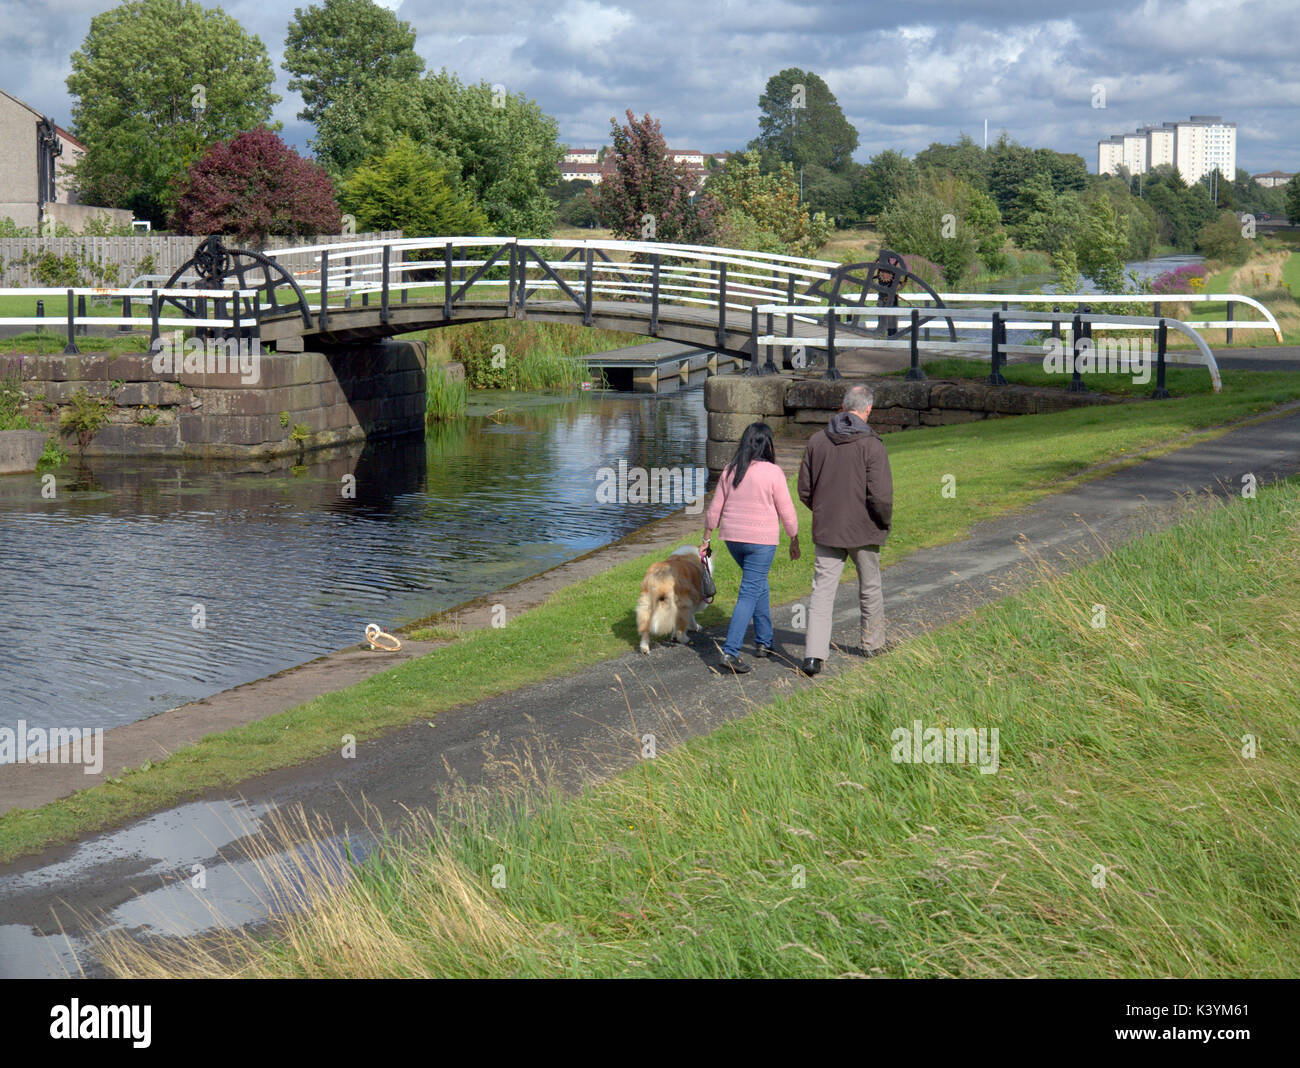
[428,320,645,391]
[100,481,1300,978]
[425,364,467,424]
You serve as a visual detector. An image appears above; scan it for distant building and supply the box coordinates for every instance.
[1097,116,1236,186]
[1253,170,1295,188]
[0,88,131,232]
[560,143,728,191]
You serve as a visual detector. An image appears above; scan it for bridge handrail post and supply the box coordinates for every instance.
[1068,305,1090,393]
[318,251,330,331]
[507,243,517,315]
[1226,299,1234,344]
[584,247,594,326]
[232,287,242,340]
[649,253,660,335]
[1069,311,1084,392]
[746,304,761,377]
[1152,318,1170,399]
[343,255,352,309]
[716,260,727,349]
[822,307,841,380]
[443,243,452,320]
[63,289,79,355]
[380,245,391,324]
[518,244,529,317]
[149,289,161,348]
[987,309,1006,385]
[905,307,925,380]
[764,311,778,374]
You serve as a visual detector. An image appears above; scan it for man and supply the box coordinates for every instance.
[797,384,894,676]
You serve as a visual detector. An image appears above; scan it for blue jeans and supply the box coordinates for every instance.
[722,541,776,657]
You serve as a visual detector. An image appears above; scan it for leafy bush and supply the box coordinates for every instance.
[0,357,33,431]
[58,388,113,455]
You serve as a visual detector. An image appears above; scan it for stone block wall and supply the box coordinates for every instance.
[704,373,1122,471]
[12,340,428,459]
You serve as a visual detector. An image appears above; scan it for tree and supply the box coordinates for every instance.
[708,151,831,257]
[339,136,488,236]
[418,72,561,236]
[1075,197,1128,292]
[1197,212,1250,265]
[597,111,718,245]
[1287,175,1300,225]
[750,68,859,174]
[853,150,918,218]
[66,0,279,224]
[171,128,340,243]
[283,0,423,127]
[914,135,988,191]
[801,163,859,225]
[986,135,1040,218]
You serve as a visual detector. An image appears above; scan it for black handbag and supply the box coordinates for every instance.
[700,543,716,602]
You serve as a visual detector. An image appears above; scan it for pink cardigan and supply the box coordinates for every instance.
[704,460,798,546]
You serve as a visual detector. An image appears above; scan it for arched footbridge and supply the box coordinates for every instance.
[3,235,1281,388]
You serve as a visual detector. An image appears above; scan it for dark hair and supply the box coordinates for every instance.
[727,422,775,488]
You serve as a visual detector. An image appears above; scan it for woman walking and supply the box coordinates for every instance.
[703,422,800,673]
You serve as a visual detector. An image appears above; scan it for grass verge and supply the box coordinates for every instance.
[100,479,1300,977]
[3,380,1300,863]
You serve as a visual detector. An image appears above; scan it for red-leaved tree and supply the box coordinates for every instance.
[596,111,718,245]
[170,126,341,244]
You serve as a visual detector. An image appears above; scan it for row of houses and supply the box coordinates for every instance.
[560,146,734,189]
[1097,115,1237,186]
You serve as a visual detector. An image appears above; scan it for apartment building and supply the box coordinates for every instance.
[1097,115,1236,185]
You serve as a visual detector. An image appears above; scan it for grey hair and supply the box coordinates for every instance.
[843,385,873,412]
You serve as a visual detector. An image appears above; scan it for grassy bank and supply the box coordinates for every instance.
[899,363,1298,399]
[102,478,1300,978]
[3,380,1300,863]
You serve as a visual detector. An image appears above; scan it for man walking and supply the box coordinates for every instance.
[797,384,894,676]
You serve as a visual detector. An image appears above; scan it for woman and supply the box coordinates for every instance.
[703,422,800,673]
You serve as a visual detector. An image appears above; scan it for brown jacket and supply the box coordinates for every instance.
[797,412,893,548]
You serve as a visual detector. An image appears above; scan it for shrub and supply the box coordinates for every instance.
[58,388,113,455]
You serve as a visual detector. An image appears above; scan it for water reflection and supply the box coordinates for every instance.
[0,390,706,745]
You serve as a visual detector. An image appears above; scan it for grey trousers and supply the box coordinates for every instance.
[804,543,884,660]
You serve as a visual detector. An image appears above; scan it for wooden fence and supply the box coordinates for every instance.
[0,232,402,287]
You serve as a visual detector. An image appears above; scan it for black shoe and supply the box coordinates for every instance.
[859,640,898,658]
[720,653,751,674]
[800,658,822,677]
[754,643,771,659]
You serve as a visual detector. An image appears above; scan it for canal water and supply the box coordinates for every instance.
[0,390,706,752]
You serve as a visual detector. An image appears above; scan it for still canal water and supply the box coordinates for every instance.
[0,390,706,751]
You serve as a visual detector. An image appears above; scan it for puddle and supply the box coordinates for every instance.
[0,923,87,978]
[0,799,271,895]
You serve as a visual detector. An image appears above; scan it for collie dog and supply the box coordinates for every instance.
[637,546,709,654]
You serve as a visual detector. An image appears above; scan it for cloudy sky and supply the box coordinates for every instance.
[3,0,1297,172]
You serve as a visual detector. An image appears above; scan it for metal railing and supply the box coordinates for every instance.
[0,286,260,354]
[756,302,1222,394]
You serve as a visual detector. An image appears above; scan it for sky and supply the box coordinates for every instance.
[2,0,1297,173]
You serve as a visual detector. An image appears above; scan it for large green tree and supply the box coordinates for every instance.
[750,68,859,174]
[1286,175,1300,226]
[283,0,423,128]
[66,0,279,223]
[339,136,487,235]
[853,150,918,219]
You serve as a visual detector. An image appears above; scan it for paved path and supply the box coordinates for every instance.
[3,403,1300,977]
